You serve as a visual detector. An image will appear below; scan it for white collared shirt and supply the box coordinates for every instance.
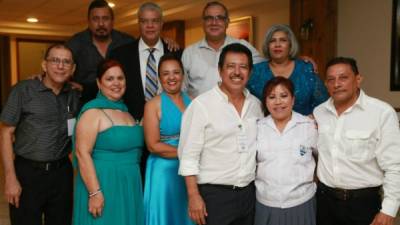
[256,112,317,208]
[178,85,263,187]
[181,35,265,97]
[313,90,400,217]
[138,38,164,94]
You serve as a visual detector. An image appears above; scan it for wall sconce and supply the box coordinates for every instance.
[300,19,314,40]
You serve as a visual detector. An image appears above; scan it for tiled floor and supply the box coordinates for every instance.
[0,167,399,225]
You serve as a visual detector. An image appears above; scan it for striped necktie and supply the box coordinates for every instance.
[144,48,158,101]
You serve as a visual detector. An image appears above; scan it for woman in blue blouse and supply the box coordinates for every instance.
[247,24,328,115]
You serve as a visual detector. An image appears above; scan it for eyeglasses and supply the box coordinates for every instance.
[203,15,227,23]
[139,18,161,25]
[46,57,74,68]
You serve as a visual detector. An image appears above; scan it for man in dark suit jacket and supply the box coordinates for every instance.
[110,3,181,120]
[109,2,181,178]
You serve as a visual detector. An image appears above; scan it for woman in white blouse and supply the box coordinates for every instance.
[255,76,317,225]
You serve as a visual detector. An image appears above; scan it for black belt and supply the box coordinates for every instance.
[200,181,254,191]
[318,182,381,201]
[15,156,70,171]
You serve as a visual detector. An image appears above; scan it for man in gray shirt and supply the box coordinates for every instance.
[0,44,80,225]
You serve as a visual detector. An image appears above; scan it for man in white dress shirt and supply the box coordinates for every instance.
[314,57,400,225]
[181,1,265,97]
[178,43,263,225]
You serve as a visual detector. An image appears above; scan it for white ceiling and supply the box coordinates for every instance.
[0,0,268,38]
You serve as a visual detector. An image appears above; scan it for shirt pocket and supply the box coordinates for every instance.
[292,139,313,164]
[345,130,377,162]
[290,139,316,185]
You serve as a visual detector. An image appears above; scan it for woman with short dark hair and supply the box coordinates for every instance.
[255,76,317,225]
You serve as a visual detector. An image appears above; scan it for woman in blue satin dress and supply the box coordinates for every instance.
[73,59,144,225]
[142,54,194,225]
[247,24,328,115]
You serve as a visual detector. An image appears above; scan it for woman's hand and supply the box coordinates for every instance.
[300,55,318,73]
[88,192,104,218]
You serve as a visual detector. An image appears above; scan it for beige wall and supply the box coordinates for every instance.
[184,1,290,52]
[7,0,399,108]
[338,0,400,107]
[17,42,51,81]
[185,0,400,108]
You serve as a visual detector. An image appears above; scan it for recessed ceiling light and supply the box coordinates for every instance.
[108,2,115,8]
[27,17,38,23]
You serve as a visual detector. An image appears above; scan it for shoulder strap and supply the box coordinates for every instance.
[100,109,114,126]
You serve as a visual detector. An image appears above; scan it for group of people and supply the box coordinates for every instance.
[0,1,400,225]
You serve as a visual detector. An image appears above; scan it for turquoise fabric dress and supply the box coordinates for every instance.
[72,93,144,225]
[247,59,329,115]
[144,92,194,225]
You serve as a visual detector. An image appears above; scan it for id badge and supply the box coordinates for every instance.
[67,118,76,137]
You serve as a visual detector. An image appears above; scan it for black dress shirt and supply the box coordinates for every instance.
[66,29,135,103]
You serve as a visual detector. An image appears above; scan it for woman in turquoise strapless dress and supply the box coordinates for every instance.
[73,59,144,225]
[143,54,194,225]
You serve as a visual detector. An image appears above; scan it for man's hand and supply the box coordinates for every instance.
[163,37,180,52]
[300,55,318,73]
[188,193,207,225]
[4,175,21,208]
[29,73,44,81]
[69,81,83,91]
[370,212,395,225]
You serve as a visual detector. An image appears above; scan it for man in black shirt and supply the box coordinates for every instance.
[0,44,80,225]
[66,0,135,104]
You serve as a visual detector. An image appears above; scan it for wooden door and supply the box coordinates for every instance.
[0,36,11,109]
[290,0,337,78]
[161,20,185,48]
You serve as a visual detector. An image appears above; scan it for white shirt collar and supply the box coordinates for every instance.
[138,38,163,53]
[214,85,250,102]
[264,111,306,133]
[198,35,231,51]
[324,89,366,115]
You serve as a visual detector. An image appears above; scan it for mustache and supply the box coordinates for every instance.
[230,74,243,79]
[95,28,107,32]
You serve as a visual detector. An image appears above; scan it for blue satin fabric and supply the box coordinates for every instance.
[144,92,194,225]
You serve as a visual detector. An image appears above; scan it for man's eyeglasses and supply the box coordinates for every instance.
[46,57,74,68]
[203,15,227,23]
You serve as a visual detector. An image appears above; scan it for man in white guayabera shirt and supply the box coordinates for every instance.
[178,43,263,225]
[314,57,400,225]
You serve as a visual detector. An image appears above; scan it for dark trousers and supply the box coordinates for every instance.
[316,183,381,225]
[10,157,73,225]
[199,182,255,225]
